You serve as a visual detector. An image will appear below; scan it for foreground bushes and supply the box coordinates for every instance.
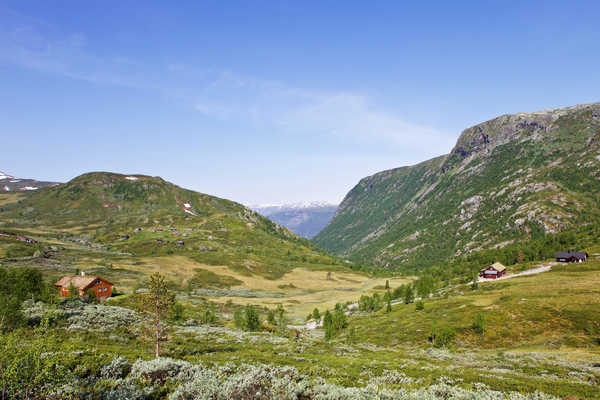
[0,334,564,400]
[128,358,561,400]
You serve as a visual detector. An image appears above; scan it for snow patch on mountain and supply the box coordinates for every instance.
[0,171,14,181]
[250,201,337,211]
[0,170,61,191]
[250,201,338,239]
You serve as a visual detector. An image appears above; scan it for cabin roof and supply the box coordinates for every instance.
[557,251,588,259]
[54,276,114,290]
[481,262,506,272]
[490,262,506,272]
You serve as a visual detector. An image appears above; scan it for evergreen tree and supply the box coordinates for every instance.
[347,326,356,344]
[139,272,176,358]
[332,307,347,332]
[471,272,479,290]
[403,285,414,304]
[275,304,287,332]
[312,307,320,320]
[233,309,244,328]
[323,310,333,341]
[472,312,486,335]
[244,305,260,331]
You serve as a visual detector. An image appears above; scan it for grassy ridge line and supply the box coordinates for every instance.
[0,172,354,284]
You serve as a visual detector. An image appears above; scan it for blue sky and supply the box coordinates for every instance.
[1,1,599,205]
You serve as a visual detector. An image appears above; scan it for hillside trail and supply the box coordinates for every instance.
[476,261,558,283]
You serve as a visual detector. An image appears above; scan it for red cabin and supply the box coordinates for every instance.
[54,273,114,300]
[479,262,506,279]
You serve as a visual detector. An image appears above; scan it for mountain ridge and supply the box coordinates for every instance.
[252,202,338,239]
[0,170,60,192]
[0,171,342,279]
[313,101,600,271]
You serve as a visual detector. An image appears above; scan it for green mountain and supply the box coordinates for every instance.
[0,172,339,278]
[313,102,600,271]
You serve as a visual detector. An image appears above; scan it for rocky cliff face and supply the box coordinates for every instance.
[313,102,600,271]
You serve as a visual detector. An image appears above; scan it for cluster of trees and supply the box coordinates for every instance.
[306,307,321,321]
[428,322,455,348]
[233,305,262,331]
[0,268,53,333]
[266,304,287,333]
[323,303,348,340]
[304,305,348,340]
[358,282,423,315]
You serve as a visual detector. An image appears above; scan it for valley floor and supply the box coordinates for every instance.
[2,228,600,399]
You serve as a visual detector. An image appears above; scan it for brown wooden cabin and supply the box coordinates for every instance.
[479,262,506,279]
[54,273,114,300]
[556,251,588,263]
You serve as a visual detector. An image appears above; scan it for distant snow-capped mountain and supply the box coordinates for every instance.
[0,171,61,192]
[251,201,338,239]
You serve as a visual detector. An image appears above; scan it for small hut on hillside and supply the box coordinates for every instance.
[479,262,506,279]
[556,251,588,263]
[54,272,114,300]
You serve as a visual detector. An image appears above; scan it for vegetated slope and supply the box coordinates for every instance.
[252,202,338,239]
[314,102,600,271]
[0,172,341,278]
[352,260,600,351]
[0,170,60,192]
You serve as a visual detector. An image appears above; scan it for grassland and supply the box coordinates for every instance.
[351,259,600,350]
[12,256,598,399]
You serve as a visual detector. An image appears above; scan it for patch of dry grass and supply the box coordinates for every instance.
[109,255,413,320]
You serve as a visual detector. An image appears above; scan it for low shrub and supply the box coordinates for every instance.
[429,323,456,348]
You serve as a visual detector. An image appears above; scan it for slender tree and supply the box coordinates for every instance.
[140,273,175,358]
[244,305,260,331]
[403,285,414,304]
[323,310,333,340]
[312,307,320,320]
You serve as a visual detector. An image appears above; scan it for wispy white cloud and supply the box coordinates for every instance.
[0,8,453,154]
[189,70,451,151]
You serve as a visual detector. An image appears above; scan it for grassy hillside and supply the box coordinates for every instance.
[4,257,598,399]
[314,102,600,272]
[0,172,345,281]
[352,261,600,350]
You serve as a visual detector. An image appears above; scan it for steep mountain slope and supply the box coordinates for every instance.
[313,102,600,271]
[252,202,337,239]
[0,170,60,192]
[0,172,340,278]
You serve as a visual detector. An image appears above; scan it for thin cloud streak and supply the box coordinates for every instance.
[1,7,454,158]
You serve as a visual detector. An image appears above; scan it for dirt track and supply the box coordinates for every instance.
[477,262,558,283]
